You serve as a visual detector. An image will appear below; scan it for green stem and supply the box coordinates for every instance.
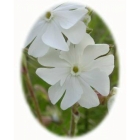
[69,104,80,137]
[85,109,88,132]
[70,110,76,136]
[22,53,43,124]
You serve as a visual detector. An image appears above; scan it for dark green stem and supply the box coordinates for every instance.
[22,53,43,124]
[85,109,88,132]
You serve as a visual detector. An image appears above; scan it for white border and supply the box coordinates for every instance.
[14,0,126,140]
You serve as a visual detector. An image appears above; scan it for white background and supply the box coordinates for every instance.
[1,0,138,139]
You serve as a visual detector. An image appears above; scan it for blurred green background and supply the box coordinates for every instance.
[21,10,119,136]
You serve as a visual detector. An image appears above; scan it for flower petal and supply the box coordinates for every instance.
[61,21,86,44]
[54,3,85,11]
[82,44,109,66]
[61,76,83,110]
[80,69,110,96]
[38,49,70,67]
[36,68,70,85]
[25,20,46,47]
[92,55,114,75]
[54,8,88,29]
[78,77,99,108]
[48,81,65,104]
[59,44,76,65]
[59,34,95,65]
[28,23,50,57]
[28,34,49,57]
[75,33,95,55]
[42,21,69,51]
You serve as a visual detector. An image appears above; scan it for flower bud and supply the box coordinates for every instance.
[82,14,91,25]
[107,87,118,111]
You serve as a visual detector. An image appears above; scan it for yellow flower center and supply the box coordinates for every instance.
[73,66,79,73]
[46,11,51,19]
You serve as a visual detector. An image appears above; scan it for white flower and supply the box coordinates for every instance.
[25,3,88,57]
[36,33,114,110]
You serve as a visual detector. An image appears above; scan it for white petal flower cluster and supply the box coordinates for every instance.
[36,34,114,110]
[25,3,88,57]
[26,3,115,110]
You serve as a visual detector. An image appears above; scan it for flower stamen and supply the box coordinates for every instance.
[46,11,51,19]
[71,66,81,76]
[73,66,79,73]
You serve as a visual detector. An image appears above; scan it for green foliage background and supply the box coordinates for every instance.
[21,10,119,136]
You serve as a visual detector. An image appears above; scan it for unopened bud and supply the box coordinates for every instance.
[82,14,91,26]
[107,87,119,111]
